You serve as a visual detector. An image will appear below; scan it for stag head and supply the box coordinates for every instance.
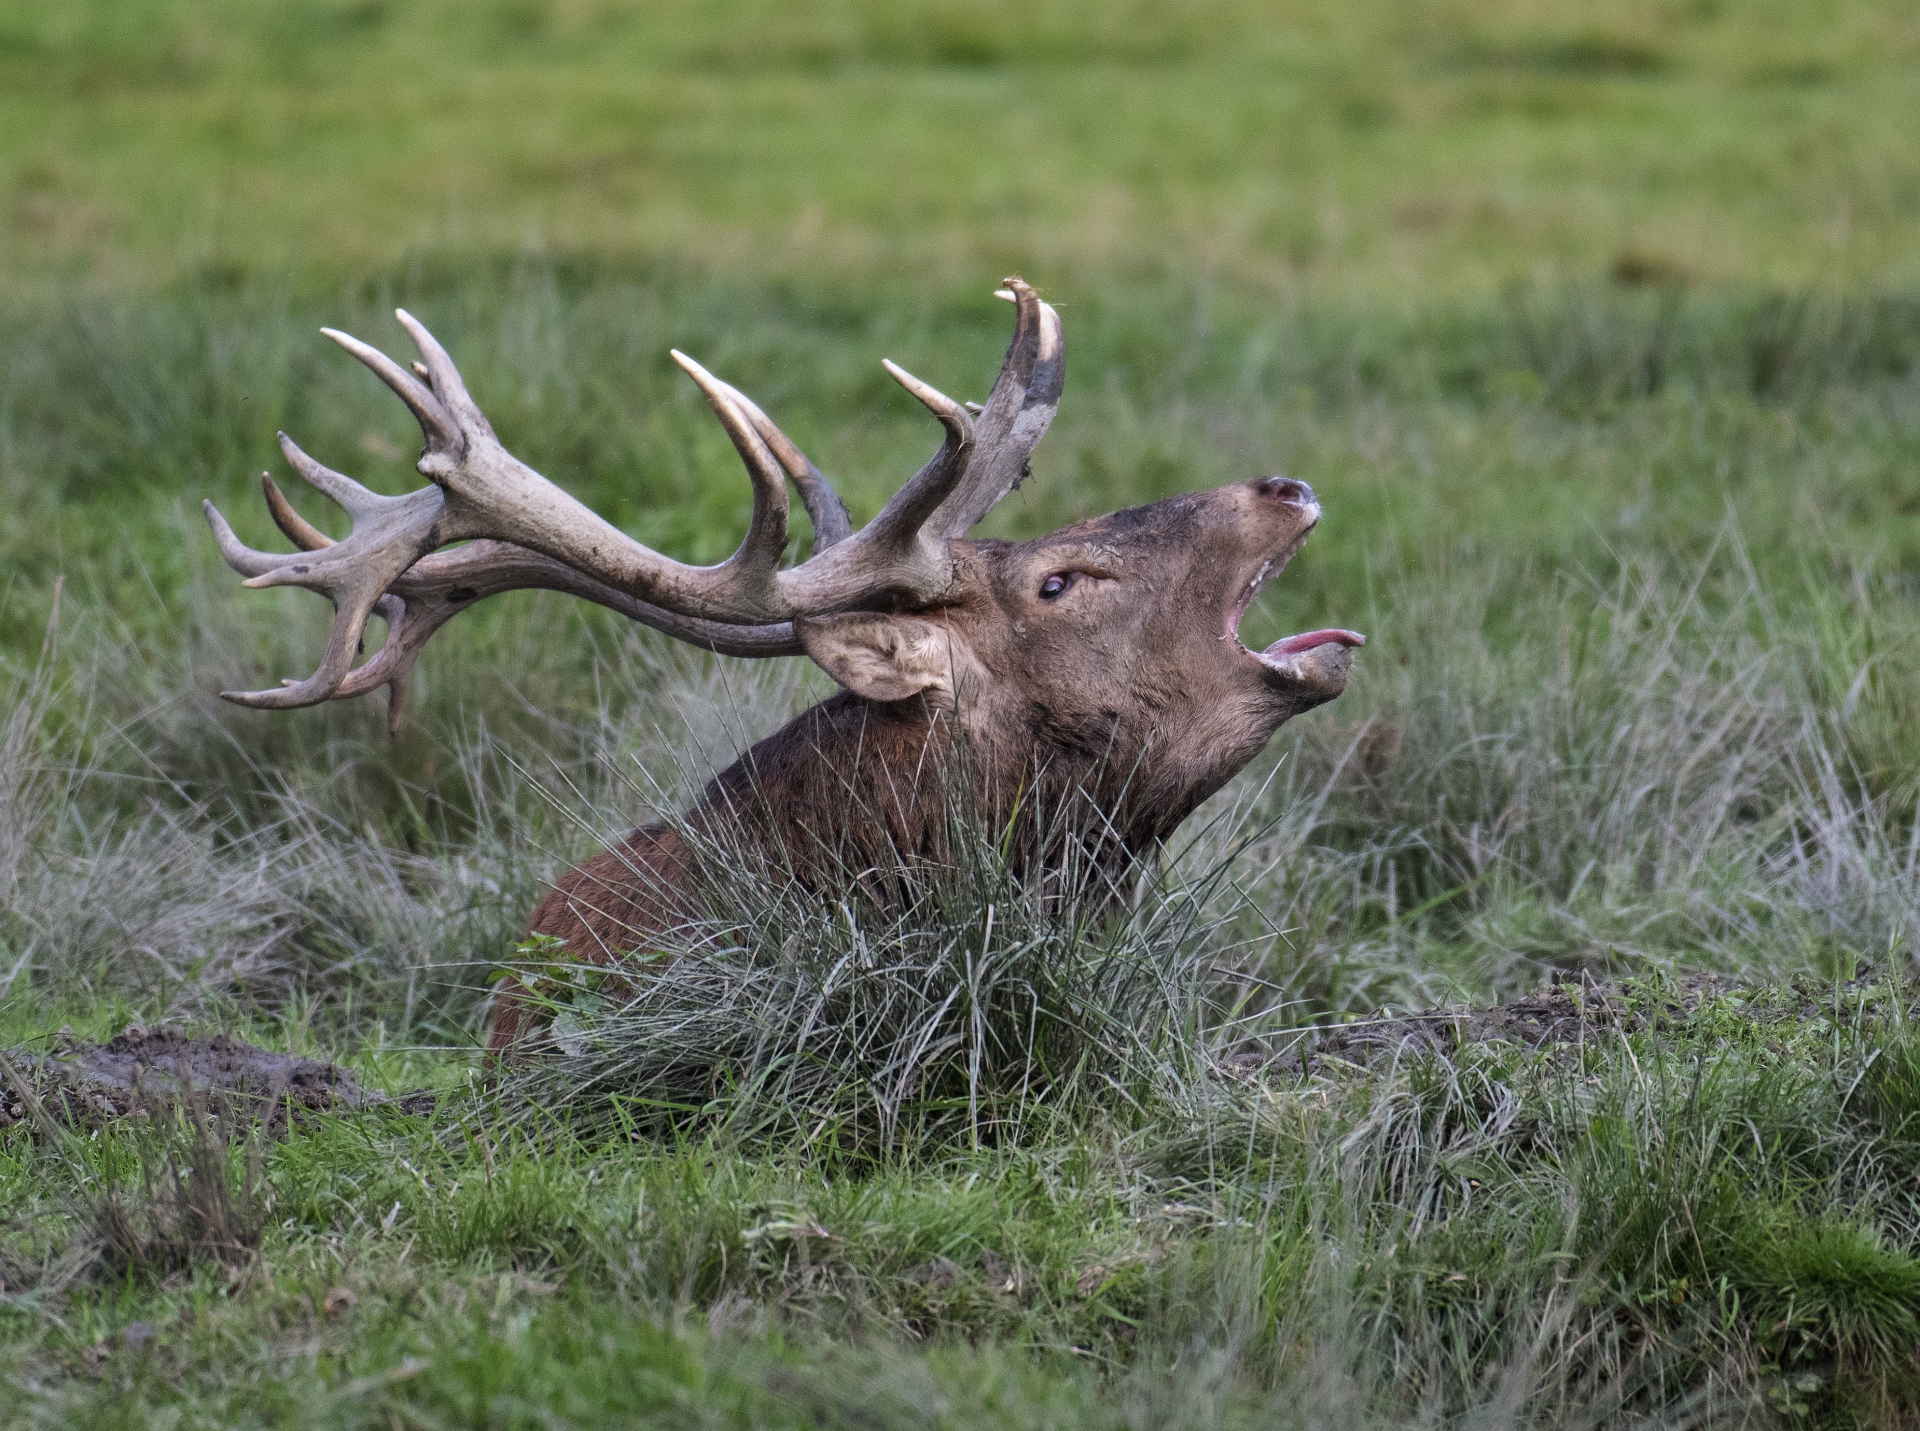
[795,475,1358,846]
[205,281,1361,1042]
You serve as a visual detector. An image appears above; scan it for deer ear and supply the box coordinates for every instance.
[795,612,961,703]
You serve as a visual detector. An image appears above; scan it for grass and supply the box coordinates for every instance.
[8,977,1920,1426]
[3,0,1918,296]
[6,274,1920,1423]
[8,0,1920,1423]
[12,475,1920,1421]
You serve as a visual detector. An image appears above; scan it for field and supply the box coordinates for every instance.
[5,0,1920,1425]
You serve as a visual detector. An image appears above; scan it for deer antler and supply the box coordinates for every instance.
[930,278,1064,537]
[214,468,803,732]
[204,279,1062,721]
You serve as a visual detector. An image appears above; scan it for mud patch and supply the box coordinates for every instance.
[0,1026,434,1135]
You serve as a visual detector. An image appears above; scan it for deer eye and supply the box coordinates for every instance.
[1038,573,1073,601]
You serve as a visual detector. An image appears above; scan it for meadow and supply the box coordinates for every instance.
[5,0,1920,1425]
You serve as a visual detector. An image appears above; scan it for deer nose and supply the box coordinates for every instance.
[1255,475,1316,507]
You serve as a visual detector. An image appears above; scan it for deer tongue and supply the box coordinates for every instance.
[1267,628,1366,657]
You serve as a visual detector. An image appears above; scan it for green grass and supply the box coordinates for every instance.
[9,978,1920,1426]
[9,0,1920,1423]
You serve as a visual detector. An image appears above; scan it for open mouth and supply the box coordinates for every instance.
[1225,551,1365,678]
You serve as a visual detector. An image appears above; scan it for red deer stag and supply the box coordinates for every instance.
[204,281,1363,1052]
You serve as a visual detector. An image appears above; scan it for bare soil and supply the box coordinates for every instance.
[0,1025,433,1134]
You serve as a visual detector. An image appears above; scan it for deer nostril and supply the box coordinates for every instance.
[1256,475,1315,506]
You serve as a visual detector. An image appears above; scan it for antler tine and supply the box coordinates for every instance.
[260,472,332,551]
[204,499,292,578]
[670,350,791,577]
[220,574,406,710]
[881,359,971,434]
[203,465,353,573]
[926,277,1064,538]
[333,595,446,735]
[759,355,978,612]
[716,383,853,552]
[276,431,388,516]
[321,326,465,457]
[394,309,498,444]
[853,360,975,548]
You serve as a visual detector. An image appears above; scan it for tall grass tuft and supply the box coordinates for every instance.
[495,758,1249,1154]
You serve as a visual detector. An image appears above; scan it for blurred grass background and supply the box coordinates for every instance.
[5,0,1919,596]
[5,0,1918,295]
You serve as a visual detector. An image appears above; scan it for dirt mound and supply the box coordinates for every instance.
[1262,972,1752,1076]
[0,1025,432,1134]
